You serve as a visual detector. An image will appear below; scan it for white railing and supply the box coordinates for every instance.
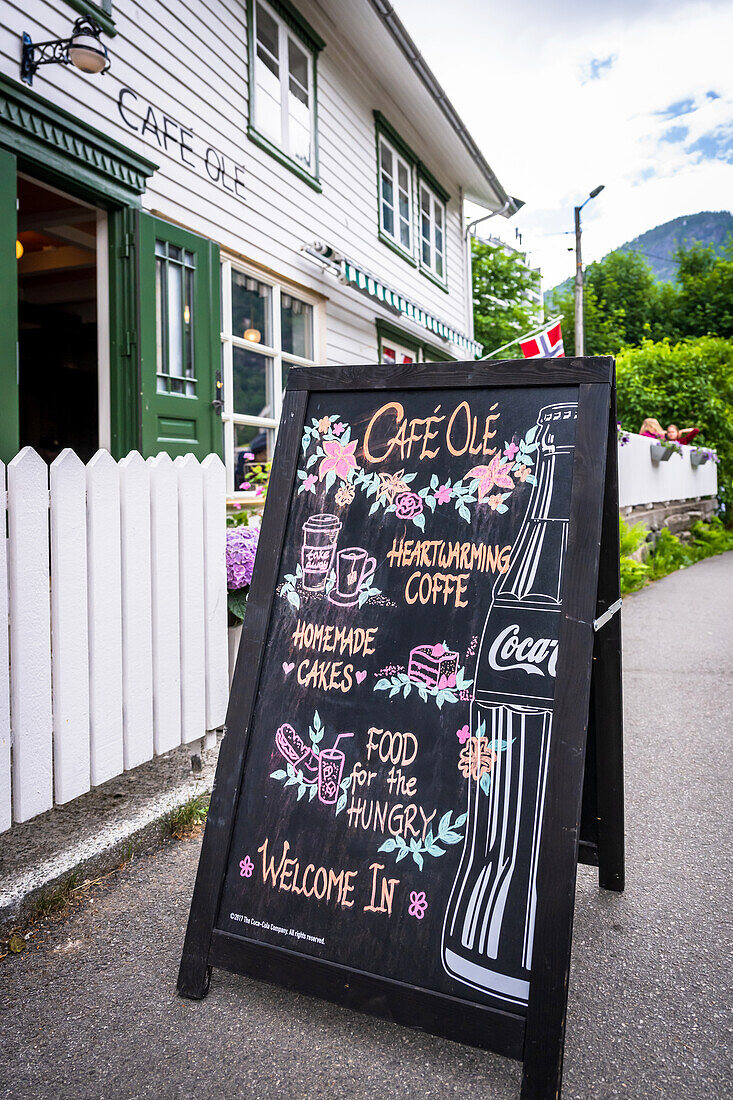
[0,448,228,832]
[618,433,718,508]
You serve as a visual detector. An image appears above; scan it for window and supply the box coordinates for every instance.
[419,181,446,283]
[221,258,319,494]
[155,240,196,396]
[249,0,323,188]
[377,320,454,366]
[379,135,413,255]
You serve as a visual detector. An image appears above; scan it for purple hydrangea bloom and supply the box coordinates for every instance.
[226,526,260,590]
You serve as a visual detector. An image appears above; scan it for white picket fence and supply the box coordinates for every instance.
[0,448,229,833]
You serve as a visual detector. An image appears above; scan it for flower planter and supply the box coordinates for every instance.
[690,451,709,467]
[650,443,672,464]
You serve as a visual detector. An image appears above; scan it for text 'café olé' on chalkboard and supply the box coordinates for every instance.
[216,382,582,1013]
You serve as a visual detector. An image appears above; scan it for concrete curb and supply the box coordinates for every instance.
[0,739,220,935]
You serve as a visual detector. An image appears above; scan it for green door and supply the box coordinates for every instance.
[139,214,222,459]
[0,148,18,463]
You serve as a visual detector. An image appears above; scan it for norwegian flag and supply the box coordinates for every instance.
[520,321,565,359]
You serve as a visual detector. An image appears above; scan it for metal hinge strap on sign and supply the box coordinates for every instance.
[593,598,622,632]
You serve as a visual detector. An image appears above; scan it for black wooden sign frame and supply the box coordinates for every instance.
[179,358,624,1100]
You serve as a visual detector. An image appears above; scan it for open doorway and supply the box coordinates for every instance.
[17,176,101,463]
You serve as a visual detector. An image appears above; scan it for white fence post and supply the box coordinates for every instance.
[0,462,11,832]
[87,449,124,786]
[148,453,182,756]
[202,454,228,746]
[119,452,154,770]
[7,448,53,822]
[50,449,91,804]
[174,455,206,745]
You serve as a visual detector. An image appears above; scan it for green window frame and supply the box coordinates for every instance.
[247,0,324,192]
[374,112,417,266]
[67,0,116,38]
[376,319,455,365]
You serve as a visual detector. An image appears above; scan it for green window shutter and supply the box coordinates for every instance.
[139,214,222,460]
[0,149,18,463]
[108,205,141,457]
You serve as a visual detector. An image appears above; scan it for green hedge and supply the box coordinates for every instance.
[619,515,733,595]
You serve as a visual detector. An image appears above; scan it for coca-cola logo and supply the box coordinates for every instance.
[487,624,558,678]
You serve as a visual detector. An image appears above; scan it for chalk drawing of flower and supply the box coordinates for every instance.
[319,438,359,482]
[408,890,428,919]
[335,482,355,506]
[488,493,503,511]
[465,452,515,502]
[515,463,530,482]
[376,469,410,505]
[317,415,331,433]
[458,737,497,781]
[302,473,317,493]
[503,440,519,461]
[332,421,346,436]
[239,856,254,878]
[456,724,471,744]
[394,492,423,520]
[435,483,453,505]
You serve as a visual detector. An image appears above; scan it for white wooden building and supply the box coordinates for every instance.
[0,0,519,494]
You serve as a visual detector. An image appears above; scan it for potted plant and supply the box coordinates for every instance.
[690,448,710,467]
[650,439,681,464]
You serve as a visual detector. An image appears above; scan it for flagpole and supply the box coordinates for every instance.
[479,315,563,360]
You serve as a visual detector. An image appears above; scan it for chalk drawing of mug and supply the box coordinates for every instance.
[301,513,341,592]
[328,547,377,607]
[317,733,353,805]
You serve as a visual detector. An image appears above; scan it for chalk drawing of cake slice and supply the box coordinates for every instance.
[407,644,459,690]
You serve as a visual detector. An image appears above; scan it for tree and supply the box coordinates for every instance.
[616,336,733,513]
[548,250,658,355]
[663,242,733,340]
[471,238,541,356]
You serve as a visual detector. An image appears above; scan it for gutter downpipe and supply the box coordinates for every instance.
[464,199,513,349]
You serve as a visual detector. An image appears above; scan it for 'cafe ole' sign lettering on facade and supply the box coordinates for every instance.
[117,87,245,201]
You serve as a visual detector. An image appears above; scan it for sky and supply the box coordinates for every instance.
[394,0,733,288]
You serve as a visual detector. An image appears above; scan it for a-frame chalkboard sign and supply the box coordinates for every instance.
[179,358,624,1099]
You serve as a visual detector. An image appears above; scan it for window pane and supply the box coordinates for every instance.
[183,267,194,394]
[398,162,408,191]
[231,272,272,345]
[156,257,166,393]
[400,217,410,249]
[382,198,394,237]
[233,346,273,418]
[256,3,279,59]
[380,141,393,176]
[255,57,282,143]
[288,38,308,91]
[281,294,313,358]
[234,423,272,487]
[167,261,184,391]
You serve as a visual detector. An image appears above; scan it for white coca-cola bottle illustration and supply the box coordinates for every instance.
[442,402,577,1009]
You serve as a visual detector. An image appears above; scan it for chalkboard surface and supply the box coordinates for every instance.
[180,360,623,1100]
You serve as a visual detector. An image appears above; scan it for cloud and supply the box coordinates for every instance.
[393,0,733,286]
[584,54,616,82]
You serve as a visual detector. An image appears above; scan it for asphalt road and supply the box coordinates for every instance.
[1,553,731,1100]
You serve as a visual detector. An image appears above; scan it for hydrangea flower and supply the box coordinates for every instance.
[226,525,260,591]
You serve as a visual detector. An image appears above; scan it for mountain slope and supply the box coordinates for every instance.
[547,210,733,299]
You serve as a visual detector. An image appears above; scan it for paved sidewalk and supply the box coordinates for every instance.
[1,554,731,1100]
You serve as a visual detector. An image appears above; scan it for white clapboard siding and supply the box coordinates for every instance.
[119,452,154,770]
[7,448,53,822]
[50,450,90,804]
[86,450,124,786]
[148,453,182,756]
[0,462,11,831]
[175,455,207,744]
[202,454,228,738]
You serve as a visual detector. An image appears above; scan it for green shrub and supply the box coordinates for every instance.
[689,516,733,556]
[619,516,650,594]
[646,528,694,580]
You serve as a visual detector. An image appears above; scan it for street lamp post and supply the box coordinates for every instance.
[574,185,604,356]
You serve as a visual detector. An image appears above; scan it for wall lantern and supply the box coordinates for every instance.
[21,17,110,86]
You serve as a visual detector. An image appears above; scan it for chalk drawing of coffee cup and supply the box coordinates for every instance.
[328,547,376,607]
[301,513,341,592]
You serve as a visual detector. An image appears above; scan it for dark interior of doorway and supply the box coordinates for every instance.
[17,176,98,463]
